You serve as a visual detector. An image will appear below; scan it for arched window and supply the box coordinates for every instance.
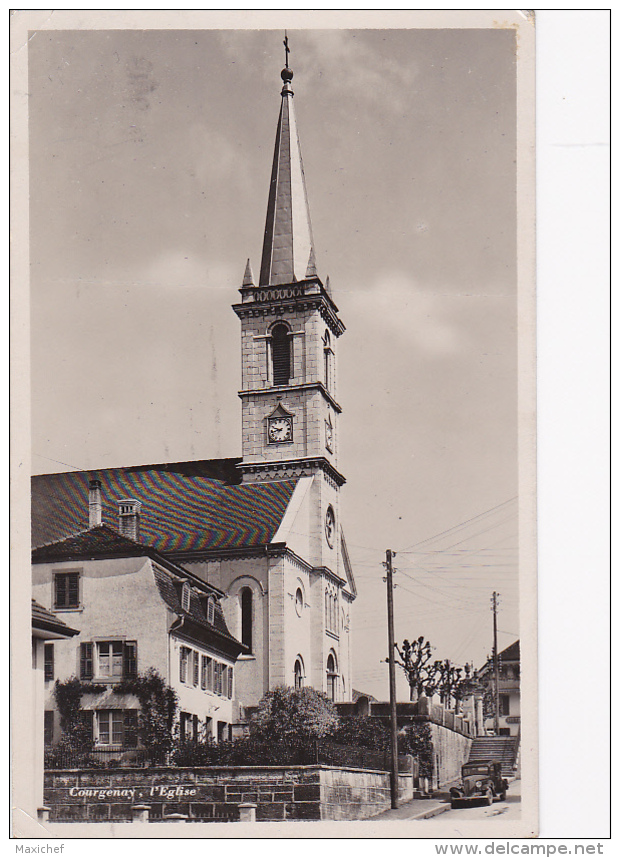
[294,657,305,690]
[271,323,291,386]
[240,588,253,654]
[327,652,338,702]
[323,330,332,390]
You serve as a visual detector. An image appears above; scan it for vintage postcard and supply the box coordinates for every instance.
[11,10,537,839]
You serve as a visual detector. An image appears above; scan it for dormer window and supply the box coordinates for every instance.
[270,323,291,386]
[207,596,215,625]
[181,582,191,612]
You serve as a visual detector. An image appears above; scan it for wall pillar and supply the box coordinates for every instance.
[239,802,257,822]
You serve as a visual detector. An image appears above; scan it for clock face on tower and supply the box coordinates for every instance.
[268,416,293,443]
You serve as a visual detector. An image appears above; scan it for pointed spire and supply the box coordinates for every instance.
[259,57,317,287]
[305,247,317,279]
[242,258,255,287]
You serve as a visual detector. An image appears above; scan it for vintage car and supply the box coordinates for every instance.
[449,761,509,808]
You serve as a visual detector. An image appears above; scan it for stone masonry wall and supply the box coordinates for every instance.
[429,723,472,788]
[44,765,413,823]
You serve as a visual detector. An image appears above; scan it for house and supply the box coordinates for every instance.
[31,59,357,718]
[32,513,246,757]
[29,601,79,818]
[477,640,520,737]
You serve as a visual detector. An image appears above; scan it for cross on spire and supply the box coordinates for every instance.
[283,31,290,68]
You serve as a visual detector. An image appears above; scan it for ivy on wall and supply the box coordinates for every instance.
[114,668,178,763]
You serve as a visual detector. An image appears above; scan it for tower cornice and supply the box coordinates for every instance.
[237,456,346,488]
[233,279,345,337]
[237,381,342,414]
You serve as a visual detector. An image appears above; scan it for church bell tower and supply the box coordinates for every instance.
[232,58,346,572]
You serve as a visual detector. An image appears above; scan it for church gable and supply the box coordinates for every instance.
[339,529,357,599]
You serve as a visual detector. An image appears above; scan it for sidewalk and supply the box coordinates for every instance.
[369,797,451,821]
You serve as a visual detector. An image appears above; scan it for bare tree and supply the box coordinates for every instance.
[394,636,439,701]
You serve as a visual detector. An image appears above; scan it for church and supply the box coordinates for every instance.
[31,57,357,727]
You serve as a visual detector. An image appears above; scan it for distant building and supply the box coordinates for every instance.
[31,58,357,720]
[477,640,520,737]
[32,516,246,757]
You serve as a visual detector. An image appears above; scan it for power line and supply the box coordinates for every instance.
[398,497,517,554]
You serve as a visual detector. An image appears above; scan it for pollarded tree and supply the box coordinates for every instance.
[394,636,439,701]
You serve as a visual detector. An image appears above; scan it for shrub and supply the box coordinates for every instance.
[330,715,390,752]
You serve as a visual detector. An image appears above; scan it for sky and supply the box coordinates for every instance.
[29,26,519,699]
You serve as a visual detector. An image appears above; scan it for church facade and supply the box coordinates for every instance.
[31,60,356,724]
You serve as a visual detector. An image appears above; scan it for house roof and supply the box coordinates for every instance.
[32,460,299,557]
[478,639,520,677]
[32,524,151,561]
[499,640,520,663]
[31,524,224,596]
[151,563,242,651]
[31,525,243,654]
[32,599,79,639]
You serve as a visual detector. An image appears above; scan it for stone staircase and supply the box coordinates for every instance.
[467,736,519,777]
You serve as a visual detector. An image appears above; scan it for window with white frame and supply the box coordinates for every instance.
[179,646,190,684]
[79,640,137,681]
[178,644,230,697]
[95,710,124,746]
[227,667,233,699]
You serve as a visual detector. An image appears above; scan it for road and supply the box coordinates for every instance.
[425,780,521,823]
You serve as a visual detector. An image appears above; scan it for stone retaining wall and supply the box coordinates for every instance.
[44,765,413,823]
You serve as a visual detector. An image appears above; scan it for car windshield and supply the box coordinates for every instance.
[463,765,490,775]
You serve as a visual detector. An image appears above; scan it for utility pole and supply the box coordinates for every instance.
[491,591,500,735]
[385,549,399,809]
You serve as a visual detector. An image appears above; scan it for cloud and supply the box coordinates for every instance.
[126,250,237,292]
[297,30,419,111]
[344,271,462,357]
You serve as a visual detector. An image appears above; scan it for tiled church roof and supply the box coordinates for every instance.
[32,460,299,555]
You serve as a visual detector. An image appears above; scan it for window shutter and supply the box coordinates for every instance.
[80,642,93,680]
[192,651,199,686]
[271,325,291,385]
[78,710,94,744]
[54,574,65,608]
[68,573,79,607]
[44,644,54,681]
[227,667,233,700]
[123,711,139,748]
[123,642,137,678]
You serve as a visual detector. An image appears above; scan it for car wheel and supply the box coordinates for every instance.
[484,790,493,806]
[499,791,507,802]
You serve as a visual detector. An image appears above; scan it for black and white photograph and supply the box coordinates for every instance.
[16,8,605,843]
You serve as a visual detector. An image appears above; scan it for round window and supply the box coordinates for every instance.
[325,505,335,548]
[295,588,304,617]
